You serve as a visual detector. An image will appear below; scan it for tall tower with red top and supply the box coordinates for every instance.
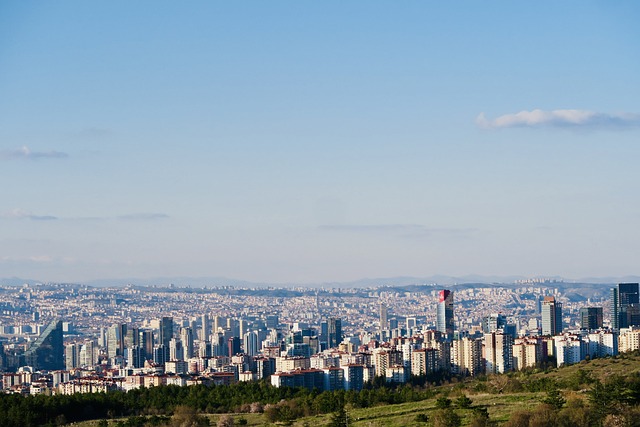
[436,290,454,337]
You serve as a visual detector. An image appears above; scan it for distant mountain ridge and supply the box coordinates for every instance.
[2,274,640,289]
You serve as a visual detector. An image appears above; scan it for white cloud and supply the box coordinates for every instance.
[476,109,640,129]
[1,145,68,160]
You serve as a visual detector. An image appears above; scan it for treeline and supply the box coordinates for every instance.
[0,380,436,427]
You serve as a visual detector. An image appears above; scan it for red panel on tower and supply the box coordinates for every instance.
[439,290,450,302]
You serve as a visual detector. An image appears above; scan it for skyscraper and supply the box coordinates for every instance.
[612,283,640,329]
[141,330,154,361]
[24,320,64,370]
[541,296,563,336]
[243,331,259,357]
[436,290,454,336]
[265,315,278,330]
[125,326,139,350]
[80,340,97,367]
[611,288,619,330]
[65,343,79,370]
[379,303,388,330]
[214,316,227,333]
[180,327,194,359]
[107,323,127,359]
[200,314,209,341]
[228,336,241,356]
[127,345,145,368]
[580,307,603,330]
[327,318,342,349]
[169,338,183,361]
[160,317,174,348]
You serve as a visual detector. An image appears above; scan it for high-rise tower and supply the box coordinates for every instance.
[612,283,640,329]
[436,290,454,336]
[541,296,563,336]
[160,317,174,348]
[327,318,342,349]
[24,320,64,370]
[107,323,127,359]
[200,314,209,341]
[379,303,388,330]
[181,327,194,359]
[580,307,603,330]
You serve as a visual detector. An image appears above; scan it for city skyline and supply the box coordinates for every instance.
[2,2,640,284]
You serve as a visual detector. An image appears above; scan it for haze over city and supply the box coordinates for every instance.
[1,2,639,285]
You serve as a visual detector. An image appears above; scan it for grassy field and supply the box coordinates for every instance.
[73,392,545,426]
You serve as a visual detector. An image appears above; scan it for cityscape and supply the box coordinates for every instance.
[1,2,639,425]
[1,279,637,396]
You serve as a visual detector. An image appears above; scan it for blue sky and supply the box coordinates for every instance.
[1,1,639,283]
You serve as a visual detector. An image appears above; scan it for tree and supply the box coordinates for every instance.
[430,408,461,427]
[502,410,531,427]
[217,415,234,427]
[469,407,492,427]
[171,405,209,427]
[455,395,473,409]
[264,401,301,424]
[541,388,566,410]
[435,397,452,409]
[328,405,351,427]
[557,399,593,427]
[528,404,558,427]
[249,402,263,413]
[415,413,429,423]
[566,369,593,390]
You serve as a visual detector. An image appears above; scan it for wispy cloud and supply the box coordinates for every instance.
[3,209,169,222]
[318,224,475,238]
[3,209,58,221]
[1,145,68,160]
[118,213,170,221]
[476,109,640,130]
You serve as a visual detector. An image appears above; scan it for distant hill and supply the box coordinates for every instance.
[0,276,40,286]
[2,274,639,293]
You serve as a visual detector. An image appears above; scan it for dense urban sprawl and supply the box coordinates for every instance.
[1,280,638,397]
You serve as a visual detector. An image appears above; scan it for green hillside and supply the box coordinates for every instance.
[34,353,640,426]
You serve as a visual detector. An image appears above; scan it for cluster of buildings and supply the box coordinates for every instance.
[1,281,639,395]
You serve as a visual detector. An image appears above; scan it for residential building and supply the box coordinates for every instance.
[484,330,513,374]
